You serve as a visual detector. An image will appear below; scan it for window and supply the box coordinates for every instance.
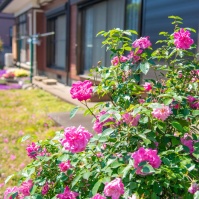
[17,13,29,64]
[79,0,141,74]
[47,14,66,70]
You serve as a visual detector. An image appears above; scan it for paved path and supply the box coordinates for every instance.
[33,80,97,109]
[49,112,94,132]
[33,80,98,130]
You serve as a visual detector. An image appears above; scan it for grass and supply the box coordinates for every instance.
[0,89,74,197]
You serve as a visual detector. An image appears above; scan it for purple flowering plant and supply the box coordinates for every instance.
[4,16,199,199]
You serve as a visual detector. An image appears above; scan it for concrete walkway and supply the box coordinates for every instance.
[33,80,97,109]
[33,79,98,130]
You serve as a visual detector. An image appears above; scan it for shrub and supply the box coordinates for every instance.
[4,16,199,199]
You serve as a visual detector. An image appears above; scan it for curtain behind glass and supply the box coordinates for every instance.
[83,7,94,73]
[55,15,66,68]
[83,0,125,73]
[126,0,141,41]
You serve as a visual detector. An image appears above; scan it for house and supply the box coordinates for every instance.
[0,0,199,84]
[0,0,14,67]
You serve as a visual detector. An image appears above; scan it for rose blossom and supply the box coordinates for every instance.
[128,49,143,63]
[104,178,124,199]
[188,182,199,194]
[132,36,152,49]
[93,111,115,134]
[42,183,49,195]
[57,186,78,199]
[18,180,33,197]
[173,28,194,49]
[59,160,71,172]
[91,193,106,199]
[70,80,93,101]
[122,113,140,126]
[187,95,199,109]
[138,99,145,104]
[26,142,40,159]
[143,82,152,92]
[60,126,93,153]
[152,104,172,121]
[131,147,161,175]
[4,186,18,199]
[111,56,128,66]
[181,134,194,154]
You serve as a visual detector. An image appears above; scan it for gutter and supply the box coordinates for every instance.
[0,0,13,12]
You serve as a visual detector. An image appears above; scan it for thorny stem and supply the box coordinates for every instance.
[82,101,97,119]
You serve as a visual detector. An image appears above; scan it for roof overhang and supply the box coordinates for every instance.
[0,0,54,16]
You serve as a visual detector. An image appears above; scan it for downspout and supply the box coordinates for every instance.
[65,0,71,85]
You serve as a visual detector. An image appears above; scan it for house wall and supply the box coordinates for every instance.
[0,12,14,66]
[36,0,68,83]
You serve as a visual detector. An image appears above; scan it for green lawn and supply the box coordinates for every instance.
[0,89,74,197]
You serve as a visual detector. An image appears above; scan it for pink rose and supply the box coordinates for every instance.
[26,142,40,159]
[120,56,128,63]
[152,104,172,121]
[143,82,152,92]
[104,178,124,199]
[93,111,115,134]
[181,134,194,154]
[132,37,152,49]
[59,160,71,172]
[173,28,194,49]
[42,183,49,195]
[111,56,119,66]
[60,126,93,153]
[128,49,143,63]
[91,193,106,199]
[18,180,33,197]
[57,186,78,199]
[138,99,145,104]
[4,186,18,199]
[122,113,140,126]
[188,182,199,194]
[70,80,93,101]
[132,147,161,175]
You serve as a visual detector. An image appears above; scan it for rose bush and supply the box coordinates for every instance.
[4,16,199,199]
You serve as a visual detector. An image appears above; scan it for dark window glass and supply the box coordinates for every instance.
[47,14,66,69]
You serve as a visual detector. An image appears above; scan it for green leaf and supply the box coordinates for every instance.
[151,192,158,199]
[162,157,170,166]
[71,172,82,187]
[99,114,110,122]
[92,179,102,195]
[142,164,155,174]
[122,164,132,178]
[110,161,123,168]
[163,98,173,105]
[83,171,92,180]
[5,174,14,184]
[21,134,31,142]
[102,128,114,136]
[57,154,69,162]
[192,110,199,116]
[70,106,79,119]
[140,62,150,75]
[171,121,184,132]
[8,192,18,199]
[168,15,183,20]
